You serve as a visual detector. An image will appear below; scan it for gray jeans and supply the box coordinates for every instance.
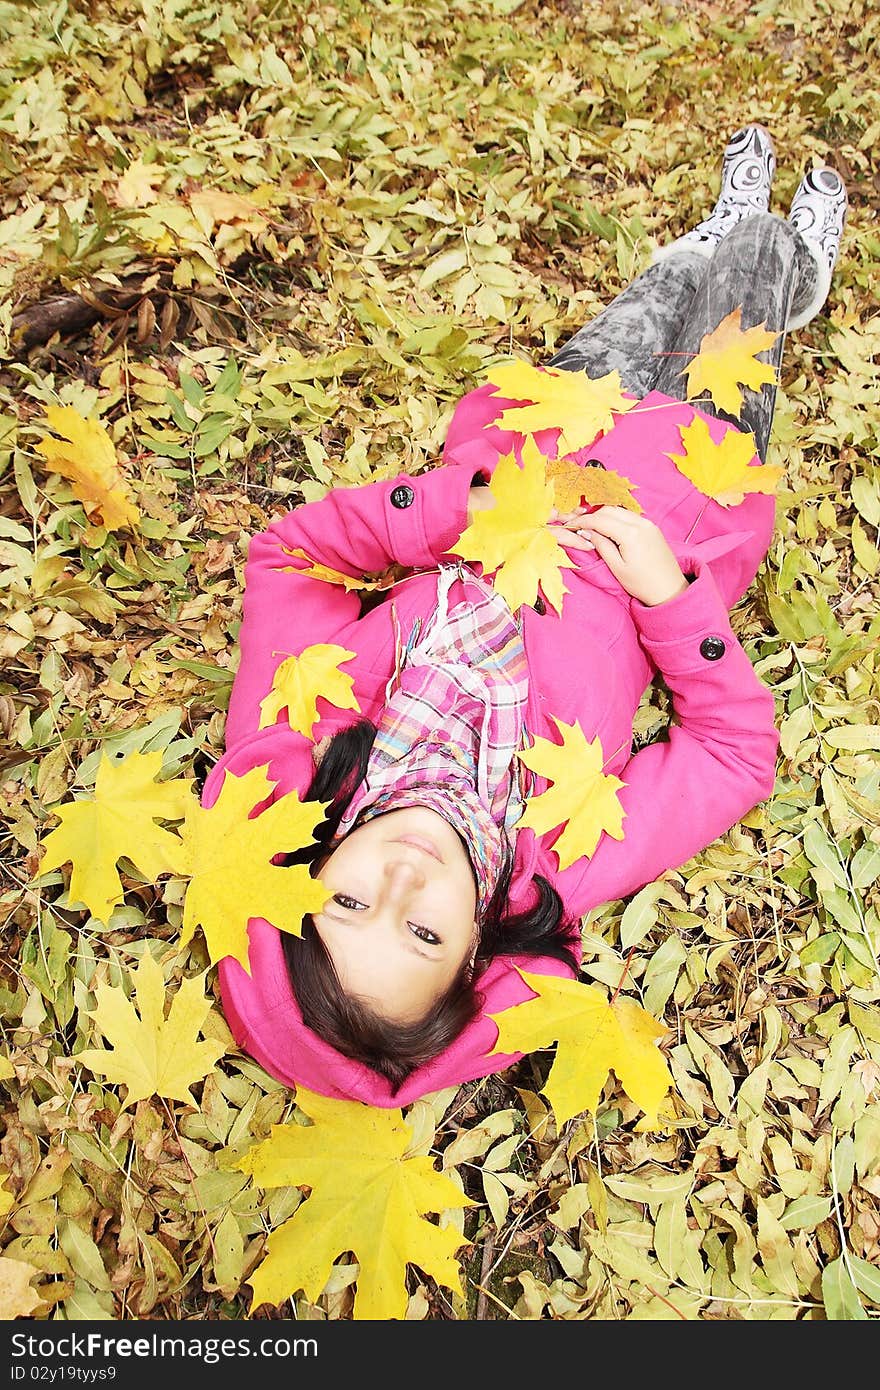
[548,213,818,462]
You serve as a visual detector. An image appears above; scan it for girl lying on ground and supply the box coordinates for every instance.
[203,126,848,1106]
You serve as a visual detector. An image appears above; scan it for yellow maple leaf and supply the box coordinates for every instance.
[0,1171,13,1217]
[546,454,642,515]
[490,969,674,1127]
[514,716,626,869]
[34,405,141,531]
[179,764,331,971]
[681,307,779,416]
[113,157,164,208]
[36,750,195,925]
[237,1088,473,1320]
[0,1255,44,1319]
[76,953,225,1108]
[450,437,577,614]
[258,643,360,737]
[666,415,783,507]
[484,359,634,455]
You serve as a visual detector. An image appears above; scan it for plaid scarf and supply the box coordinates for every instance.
[333,564,529,919]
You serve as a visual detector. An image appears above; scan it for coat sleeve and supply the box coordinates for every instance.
[224,463,475,747]
[551,552,780,914]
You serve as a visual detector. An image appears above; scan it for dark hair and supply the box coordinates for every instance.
[281,720,579,1090]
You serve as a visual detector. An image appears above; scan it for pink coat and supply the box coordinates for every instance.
[206,384,779,1106]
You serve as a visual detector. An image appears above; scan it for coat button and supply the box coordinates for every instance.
[699,636,726,661]
[390,484,415,509]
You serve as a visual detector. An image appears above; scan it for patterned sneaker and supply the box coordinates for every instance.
[786,167,848,329]
[653,124,776,263]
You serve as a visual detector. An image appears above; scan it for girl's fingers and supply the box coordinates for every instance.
[556,531,595,552]
[577,512,640,544]
[586,505,644,528]
[551,522,595,548]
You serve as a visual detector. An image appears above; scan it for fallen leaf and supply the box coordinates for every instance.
[681,307,779,416]
[546,454,642,514]
[34,406,141,530]
[36,750,195,925]
[450,437,577,613]
[666,415,783,507]
[237,1088,473,1320]
[258,643,360,737]
[179,764,331,970]
[189,188,267,239]
[113,158,164,208]
[515,716,626,868]
[484,360,634,455]
[276,546,404,593]
[490,969,674,1127]
[76,953,224,1108]
[0,1256,44,1318]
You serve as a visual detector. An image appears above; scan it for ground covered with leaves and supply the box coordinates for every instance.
[1,0,879,1322]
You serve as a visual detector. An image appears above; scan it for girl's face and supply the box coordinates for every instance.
[312,807,479,1024]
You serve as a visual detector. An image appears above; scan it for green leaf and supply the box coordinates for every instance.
[619,882,665,951]
[821,1257,867,1320]
[57,1219,111,1292]
[779,1194,833,1231]
[419,248,468,289]
[849,1253,880,1305]
[641,934,687,1016]
[180,371,207,409]
[211,357,243,398]
[799,933,840,966]
[848,999,880,1045]
[822,724,880,751]
[165,390,196,433]
[851,842,880,890]
[803,823,849,890]
[211,1210,245,1296]
[14,452,39,517]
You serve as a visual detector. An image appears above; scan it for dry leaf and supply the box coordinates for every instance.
[666,415,783,507]
[485,359,634,454]
[113,157,164,207]
[515,716,626,868]
[277,546,405,593]
[34,405,141,530]
[37,750,195,925]
[0,1256,44,1319]
[450,437,576,613]
[179,764,331,971]
[681,307,779,416]
[490,969,674,1127]
[546,454,642,514]
[258,643,360,737]
[76,953,225,1108]
[237,1088,473,1320]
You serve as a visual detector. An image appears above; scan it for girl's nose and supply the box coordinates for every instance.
[385,858,425,896]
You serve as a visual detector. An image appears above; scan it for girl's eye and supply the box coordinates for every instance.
[409,923,440,946]
[332,895,439,945]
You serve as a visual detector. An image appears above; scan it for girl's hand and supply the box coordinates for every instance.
[553,505,690,606]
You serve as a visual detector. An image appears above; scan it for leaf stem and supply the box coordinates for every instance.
[610,944,638,1005]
